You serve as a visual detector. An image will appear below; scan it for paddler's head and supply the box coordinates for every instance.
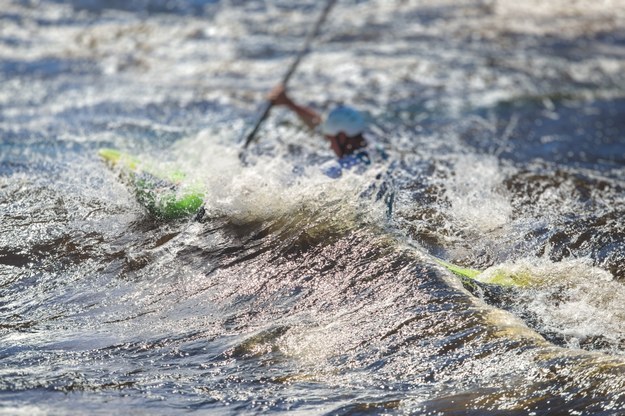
[321,105,366,141]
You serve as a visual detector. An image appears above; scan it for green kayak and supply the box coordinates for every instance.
[435,258,534,288]
[98,148,204,219]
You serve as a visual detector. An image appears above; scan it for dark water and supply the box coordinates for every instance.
[2,0,625,414]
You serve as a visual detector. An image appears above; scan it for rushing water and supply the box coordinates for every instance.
[1,0,625,414]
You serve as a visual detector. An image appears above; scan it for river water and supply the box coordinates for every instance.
[1,0,625,414]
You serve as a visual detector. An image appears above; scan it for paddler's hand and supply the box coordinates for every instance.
[267,84,292,107]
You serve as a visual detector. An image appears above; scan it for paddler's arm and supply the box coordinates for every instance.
[268,84,322,130]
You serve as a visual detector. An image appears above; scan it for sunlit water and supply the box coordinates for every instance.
[2,0,625,414]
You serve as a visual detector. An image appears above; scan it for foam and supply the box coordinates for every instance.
[444,153,513,233]
[478,257,625,352]
[164,127,389,226]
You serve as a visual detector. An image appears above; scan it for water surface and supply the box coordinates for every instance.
[2,0,625,414]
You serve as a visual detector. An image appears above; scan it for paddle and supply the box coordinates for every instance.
[241,0,338,150]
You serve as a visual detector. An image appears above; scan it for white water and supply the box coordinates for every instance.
[3,0,625,413]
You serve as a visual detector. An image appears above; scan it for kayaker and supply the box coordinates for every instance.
[268,84,370,178]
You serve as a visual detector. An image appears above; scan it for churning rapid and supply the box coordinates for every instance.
[1,0,625,414]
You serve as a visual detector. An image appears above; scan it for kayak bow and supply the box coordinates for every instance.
[99,148,204,219]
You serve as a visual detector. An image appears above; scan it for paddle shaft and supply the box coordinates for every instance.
[242,0,338,149]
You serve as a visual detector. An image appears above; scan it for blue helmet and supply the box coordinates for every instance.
[321,105,366,137]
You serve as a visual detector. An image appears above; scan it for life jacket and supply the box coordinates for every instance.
[330,134,367,158]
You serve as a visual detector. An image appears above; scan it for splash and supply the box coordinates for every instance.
[163,127,392,226]
[476,257,625,353]
[443,152,513,233]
